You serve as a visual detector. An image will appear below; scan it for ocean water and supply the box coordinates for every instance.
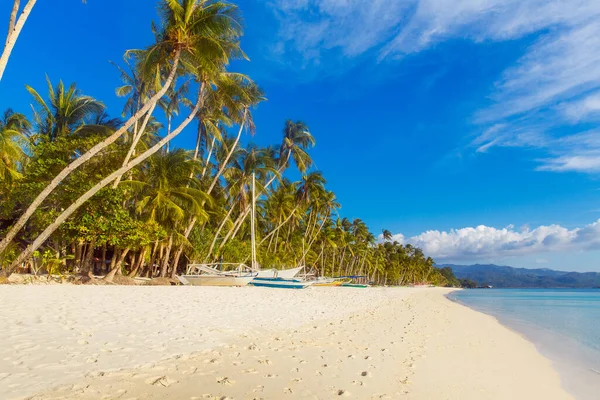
[449,289,600,400]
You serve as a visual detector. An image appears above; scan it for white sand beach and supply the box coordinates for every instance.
[0,286,572,400]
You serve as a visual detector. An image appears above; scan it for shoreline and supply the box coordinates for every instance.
[1,286,572,399]
[448,291,600,400]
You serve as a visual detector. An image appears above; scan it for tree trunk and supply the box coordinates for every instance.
[205,202,236,261]
[108,248,120,273]
[112,102,157,188]
[0,0,36,82]
[205,110,247,196]
[82,237,96,276]
[259,206,299,246]
[170,244,184,278]
[104,247,130,282]
[160,234,173,278]
[74,242,83,273]
[100,243,107,274]
[0,51,182,257]
[147,240,159,277]
[200,136,216,178]
[128,247,147,277]
[8,86,203,271]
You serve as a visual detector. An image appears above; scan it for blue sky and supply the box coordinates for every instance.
[2,0,600,271]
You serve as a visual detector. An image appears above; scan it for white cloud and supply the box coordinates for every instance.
[268,0,600,173]
[387,219,600,261]
[560,91,600,122]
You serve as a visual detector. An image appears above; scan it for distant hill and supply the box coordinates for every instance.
[440,264,600,288]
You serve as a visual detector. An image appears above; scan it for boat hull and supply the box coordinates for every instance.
[313,281,343,287]
[182,275,256,287]
[250,277,311,289]
[255,266,303,279]
[341,283,369,288]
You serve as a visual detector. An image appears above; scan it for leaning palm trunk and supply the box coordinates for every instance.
[205,202,237,261]
[0,52,181,257]
[160,234,173,277]
[112,103,157,188]
[7,89,202,271]
[175,117,246,260]
[104,247,130,282]
[259,206,299,245]
[0,0,36,82]
[217,161,287,250]
[205,109,247,196]
[128,246,147,278]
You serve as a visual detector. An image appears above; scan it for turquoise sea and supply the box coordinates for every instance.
[449,289,600,400]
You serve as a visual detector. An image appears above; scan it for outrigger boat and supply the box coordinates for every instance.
[312,277,343,287]
[250,276,312,289]
[255,266,303,279]
[337,275,370,288]
[181,263,257,286]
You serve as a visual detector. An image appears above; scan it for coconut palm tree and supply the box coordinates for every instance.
[2,0,246,263]
[0,109,29,184]
[26,78,106,143]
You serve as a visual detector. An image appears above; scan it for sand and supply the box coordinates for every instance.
[0,286,573,399]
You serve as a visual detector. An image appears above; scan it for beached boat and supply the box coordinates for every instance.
[182,263,257,286]
[256,266,303,279]
[182,174,261,287]
[312,277,343,287]
[337,275,370,288]
[341,283,369,288]
[250,276,312,289]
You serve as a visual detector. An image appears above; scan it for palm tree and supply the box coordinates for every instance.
[278,120,315,175]
[0,0,37,82]
[382,229,392,242]
[2,0,246,263]
[0,109,29,184]
[227,120,316,240]
[26,78,105,143]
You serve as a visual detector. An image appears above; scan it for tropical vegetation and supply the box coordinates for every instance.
[0,0,454,287]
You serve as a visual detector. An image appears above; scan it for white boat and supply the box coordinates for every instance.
[250,277,313,289]
[182,263,257,287]
[255,266,303,279]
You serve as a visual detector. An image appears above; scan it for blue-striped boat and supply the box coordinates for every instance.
[250,277,312,289]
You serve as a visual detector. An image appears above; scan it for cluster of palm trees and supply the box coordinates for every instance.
[0,0,452,286]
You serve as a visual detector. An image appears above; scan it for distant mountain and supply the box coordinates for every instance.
[440,264,600,288]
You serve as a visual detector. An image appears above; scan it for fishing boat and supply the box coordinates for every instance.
[338,275,370,288]
[182,174,262,287]
[312,277,343,287]
[181,263,257,286]
[255,266,303,279]
[341,282,369,288]
[250,276,312,289]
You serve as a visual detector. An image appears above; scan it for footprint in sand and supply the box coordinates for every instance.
[243,368,258,374]
[361,371,371,377]
[264,374,278,379]
[336,389,351,396]
[253,385,265,393]
[258,359,272,365]
[145,376,177,387]
[216,376,234,385]
[352,380,364,386]
[283,388,293,394]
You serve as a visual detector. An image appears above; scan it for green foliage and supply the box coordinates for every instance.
[0,1,443,286]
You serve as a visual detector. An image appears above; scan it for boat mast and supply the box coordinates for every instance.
[251,173,257,271]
